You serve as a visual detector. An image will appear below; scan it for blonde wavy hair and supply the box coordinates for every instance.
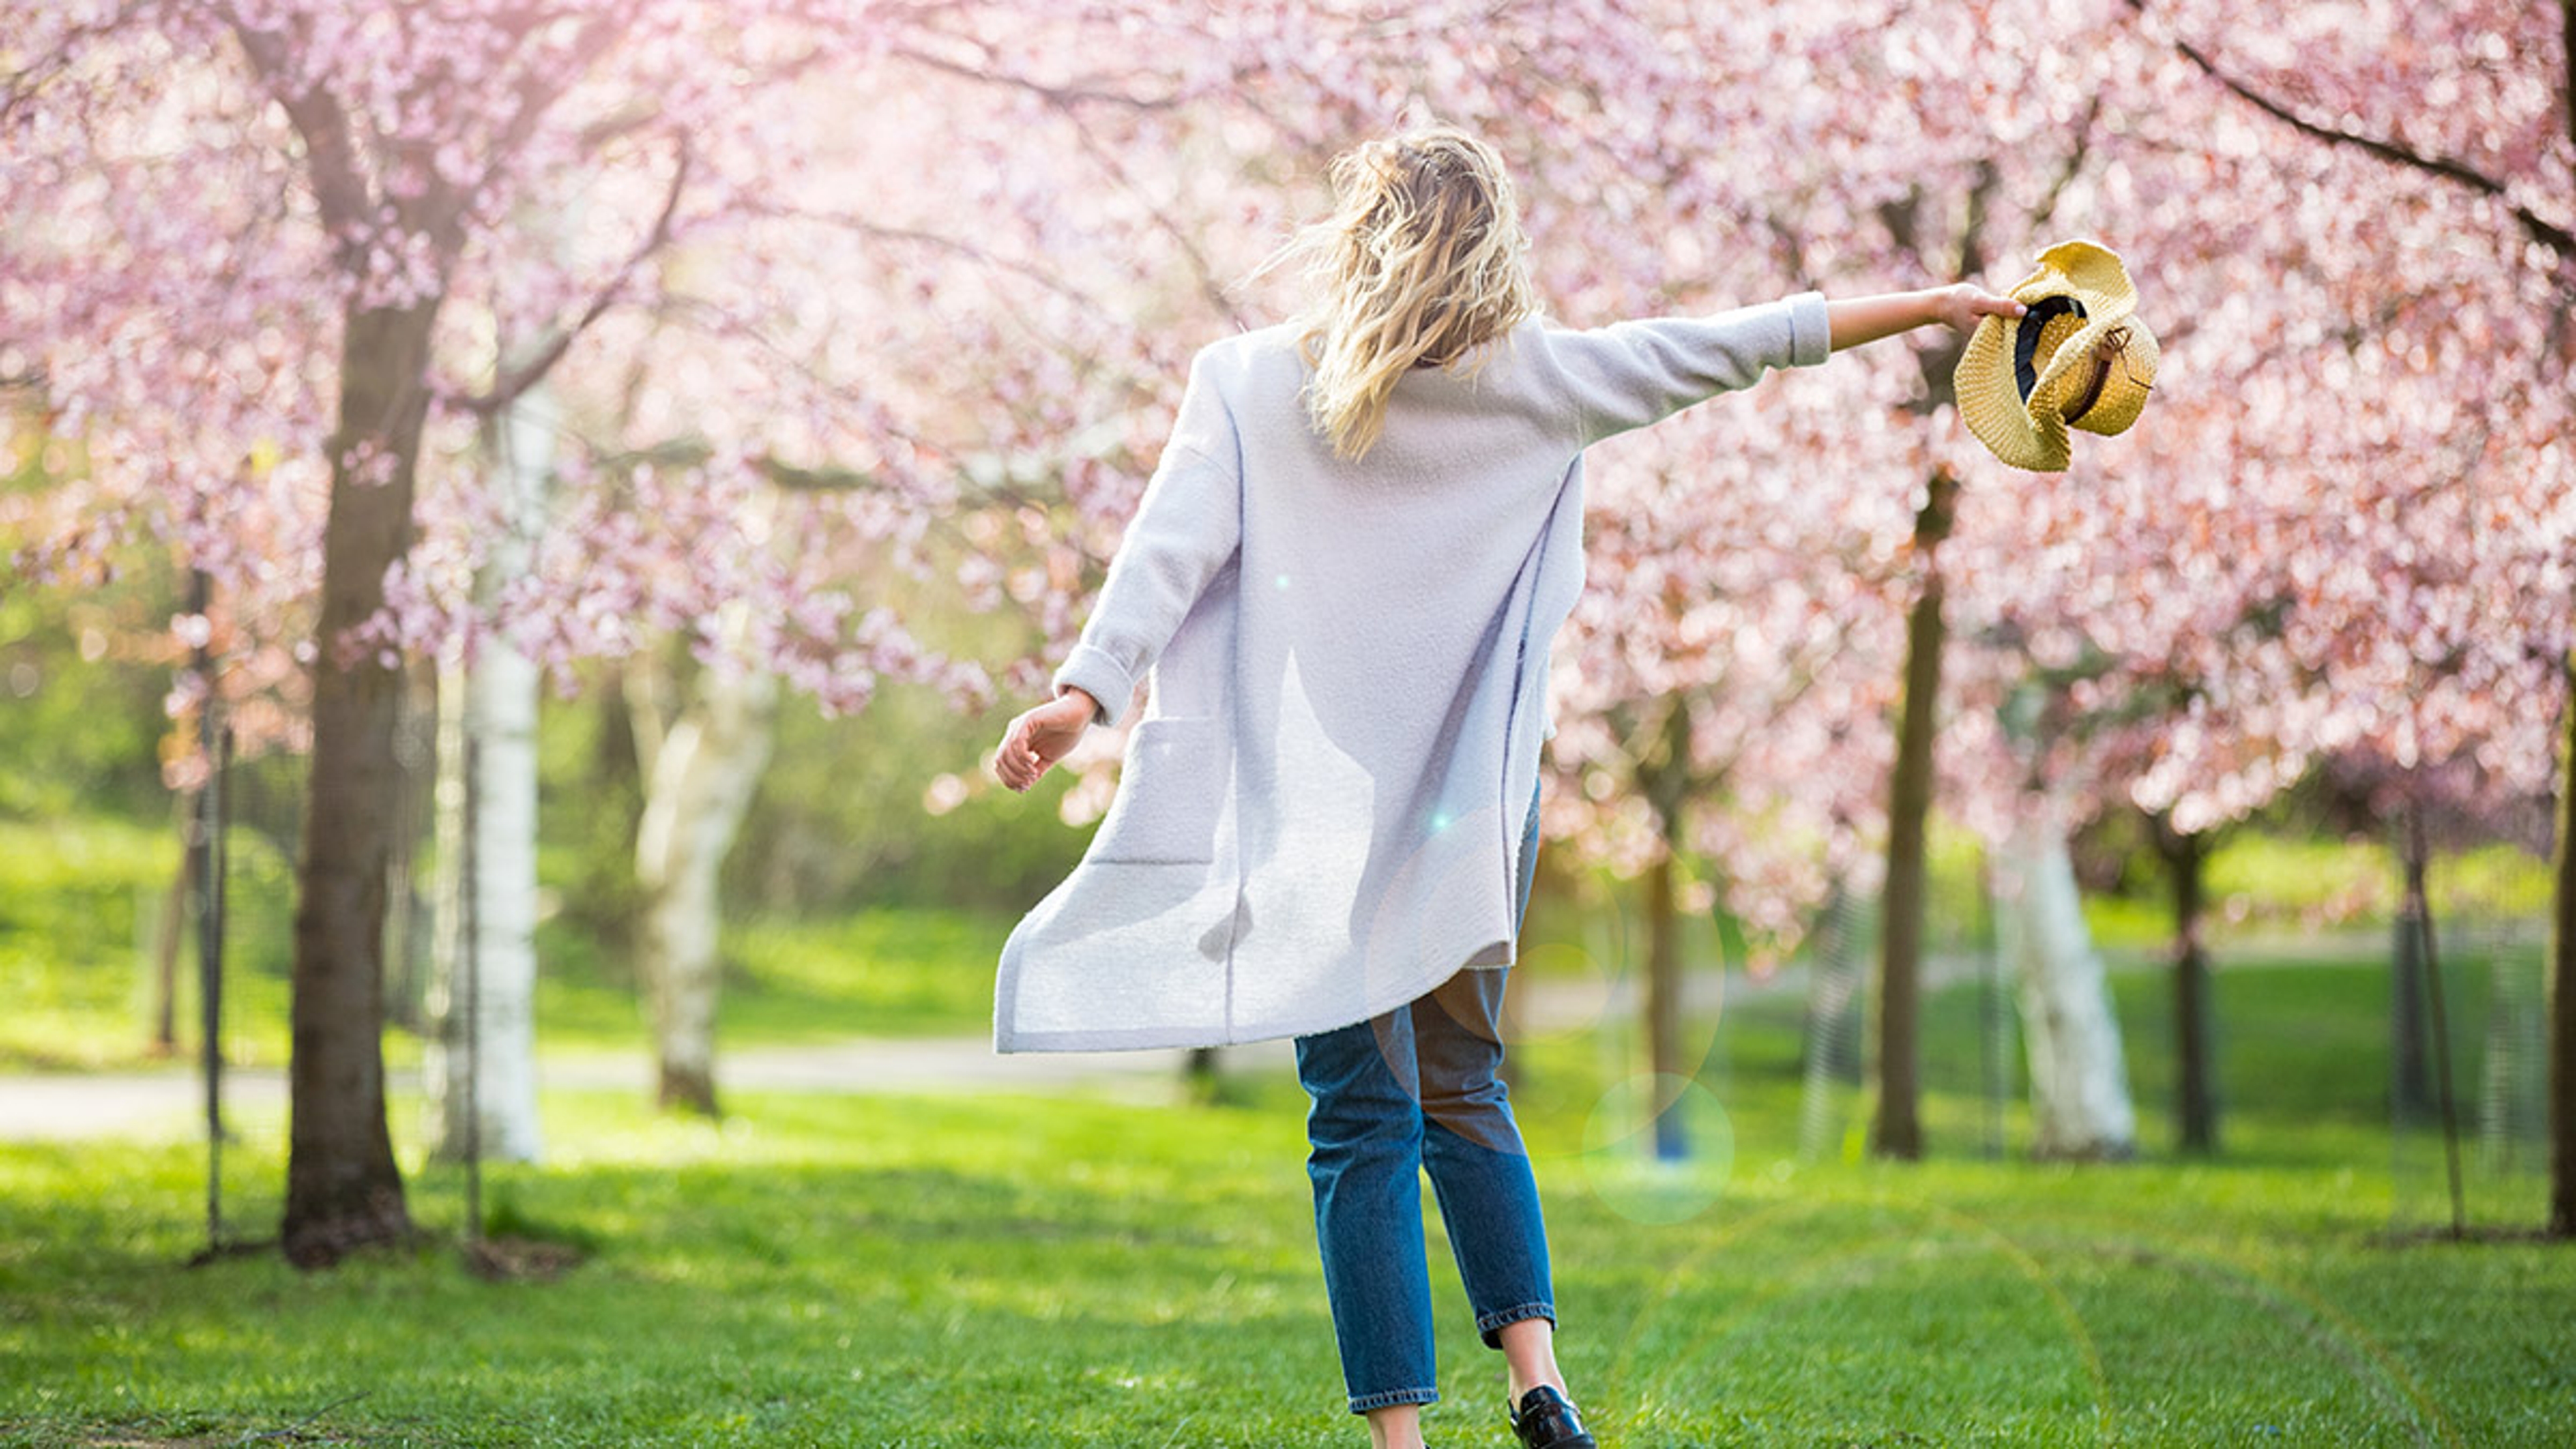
[1276,124,1539,462]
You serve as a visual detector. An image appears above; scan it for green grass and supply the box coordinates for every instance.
[0,814,1015,1072]
[517,906,1011,1053]
[7,802,2551,1075]
[4,954,2571,1446]
[0,814,299,1073]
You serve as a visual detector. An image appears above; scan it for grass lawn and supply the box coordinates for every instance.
[5,951,2572,1446]
[0,815,1008,1073]
[5,806,2551,1077]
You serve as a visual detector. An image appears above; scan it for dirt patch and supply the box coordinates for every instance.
[462,1232,587,1282]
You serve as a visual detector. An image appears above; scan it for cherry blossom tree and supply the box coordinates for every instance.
[12,0,2565,1256]
[0,0,1230,1264]
[1002,0,2572,1204]
[2086,0,2571,1208]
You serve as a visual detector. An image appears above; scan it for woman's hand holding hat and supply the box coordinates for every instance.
[1936,283,2027,333]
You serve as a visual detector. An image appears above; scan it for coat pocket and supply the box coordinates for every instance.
[1089,716,1226,865]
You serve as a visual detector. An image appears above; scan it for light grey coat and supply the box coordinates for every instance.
[994,292,1833,1052]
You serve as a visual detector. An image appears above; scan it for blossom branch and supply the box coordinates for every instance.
[2127,0,2574,260]
[221,9,373,241]
[464,136,692,419]
[0,1,152,125]
[729,202,1096,306]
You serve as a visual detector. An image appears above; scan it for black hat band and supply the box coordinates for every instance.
[2012,297,2133,426]
[2011,294,2088,402]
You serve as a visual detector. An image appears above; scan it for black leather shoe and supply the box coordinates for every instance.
[1509,1384,1598,1448]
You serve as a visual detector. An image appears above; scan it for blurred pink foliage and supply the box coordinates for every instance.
[3,0,2567,910]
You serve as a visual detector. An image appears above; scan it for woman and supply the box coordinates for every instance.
[991,123,2023,1449]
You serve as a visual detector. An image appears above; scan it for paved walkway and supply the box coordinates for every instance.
[0,1036,1297,1143]
[0,953,1999,1144]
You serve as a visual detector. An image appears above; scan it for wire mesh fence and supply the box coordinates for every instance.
[2385,856,2551,1237]
[125,663,467,1256]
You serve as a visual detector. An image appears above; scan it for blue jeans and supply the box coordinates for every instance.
[1293,788,1554,1413]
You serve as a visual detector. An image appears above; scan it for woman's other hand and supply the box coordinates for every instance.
[1937,283,2025,333]
[994,689,1100,792]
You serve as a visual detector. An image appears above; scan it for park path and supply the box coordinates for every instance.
[0,950,2008,1143]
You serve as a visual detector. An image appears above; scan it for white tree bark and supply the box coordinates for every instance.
[1994,795,2137,1159]
[633,592,780,1114]
[420,376,557,1165]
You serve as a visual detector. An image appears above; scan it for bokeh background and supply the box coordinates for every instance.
[3,1,2571,1444]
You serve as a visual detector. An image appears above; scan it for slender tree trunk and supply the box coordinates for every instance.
[2404,808,2469,1237]
[423,376,558,1164]
[2549,650,2576,1236]
[1798,877,1868,1159]
[154,816,186,1056]
[2158,821,2219,1155]
[1637,701,1691,1161]
[2548,25,2575,1233]
[1184,1047,1222,1102]
[1643,832,1685,1161]
[634,597,780,1116]
[1874,468,1957,1161]
[283,299,440,1267]
[1996,795,2136,1159]
[2392,830,2435,1120]
[380,661,434,1033]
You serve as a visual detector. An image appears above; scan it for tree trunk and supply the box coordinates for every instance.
[634,598,780,1116]
[2157,820,2219,1156]
[2549,649,2576,1236]
[380,661,435,1032]
[1994,796,2136,1159]
[1184,1046,1222,1103]
[1798,877,1868,1160]
[1874,468,1957,1161]
[2550,28,2575,1232]
[1637,700,1691,1161]
[2402,808,2469,1237]
[283,299,439,1268]
[422,376,558,1164]
[1643,834,1686,1161]
[154,814,186,1057]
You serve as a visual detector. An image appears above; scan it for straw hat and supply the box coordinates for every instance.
[1955,240,2159,472]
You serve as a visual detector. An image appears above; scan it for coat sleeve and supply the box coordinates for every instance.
[1051,347,1244,729]
[1544,290,1832,445]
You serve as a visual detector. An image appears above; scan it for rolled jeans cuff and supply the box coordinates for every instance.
[1348,1385,1441,1414]
[1477,1301,1556,1350]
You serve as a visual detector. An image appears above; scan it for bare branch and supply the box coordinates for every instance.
[2027,93,2102,235]
[1061,112,1253,329]
[730,203,1097,306]
[1956,157,2000,281]
[462,136,692,418]
[885,40,1184,112]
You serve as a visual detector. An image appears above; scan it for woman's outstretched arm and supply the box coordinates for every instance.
[1828,284,2025,352]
